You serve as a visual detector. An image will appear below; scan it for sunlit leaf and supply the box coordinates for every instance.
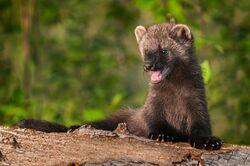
[201,60,212,84]
[168,0,185,22]
[109,93,123,110]
[83,109,105,122]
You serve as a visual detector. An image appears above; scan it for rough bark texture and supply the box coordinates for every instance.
[0,125,249,166]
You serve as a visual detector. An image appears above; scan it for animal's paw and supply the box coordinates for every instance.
[189,136,222,150]
[148,132,174,142]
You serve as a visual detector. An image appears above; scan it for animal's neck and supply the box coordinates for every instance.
[144,58,204,111]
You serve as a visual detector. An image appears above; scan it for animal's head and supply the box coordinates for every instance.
[134,23,194,84]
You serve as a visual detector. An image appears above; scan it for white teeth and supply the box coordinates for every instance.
[156,75,162,81]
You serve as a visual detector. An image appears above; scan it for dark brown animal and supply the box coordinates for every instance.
[16,23,222,150]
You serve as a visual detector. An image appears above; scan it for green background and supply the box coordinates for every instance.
[0,0,249,145]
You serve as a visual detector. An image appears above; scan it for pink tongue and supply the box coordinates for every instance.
[151,71,161,81]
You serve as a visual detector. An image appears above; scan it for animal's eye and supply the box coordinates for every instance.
[161,49,168,56]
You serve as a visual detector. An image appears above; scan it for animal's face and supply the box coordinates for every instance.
[134,23,194,84]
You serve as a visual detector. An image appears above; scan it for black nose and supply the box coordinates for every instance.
[144,63,153,71]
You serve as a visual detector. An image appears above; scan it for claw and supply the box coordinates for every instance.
[149,133,154,139]
[210,144,215,149]
[161,134,165,142]
[156,134,162,141]
[192,142,196,147]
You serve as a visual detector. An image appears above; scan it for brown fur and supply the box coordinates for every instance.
[15,23,221,150]
[92,23,211,139]
[91,23,221,150]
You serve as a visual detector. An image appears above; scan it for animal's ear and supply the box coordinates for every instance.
[170,24,193,43]
[135,25,147,43]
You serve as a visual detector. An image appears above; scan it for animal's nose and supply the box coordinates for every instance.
[144,63,153,71]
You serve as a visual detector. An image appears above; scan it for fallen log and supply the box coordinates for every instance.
[0,124,249,166]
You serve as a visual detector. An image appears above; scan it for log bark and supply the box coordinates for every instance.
[0,125,249,166]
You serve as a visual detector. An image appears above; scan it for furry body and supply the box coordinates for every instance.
[16,23,221,150]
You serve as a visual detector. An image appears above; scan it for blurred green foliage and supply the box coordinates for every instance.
[0,0,249,145]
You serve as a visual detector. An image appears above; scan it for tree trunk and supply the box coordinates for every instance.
[0,125,249,166]
[20,0,34,103]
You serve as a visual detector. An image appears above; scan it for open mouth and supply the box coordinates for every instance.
[150,67,171,84]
